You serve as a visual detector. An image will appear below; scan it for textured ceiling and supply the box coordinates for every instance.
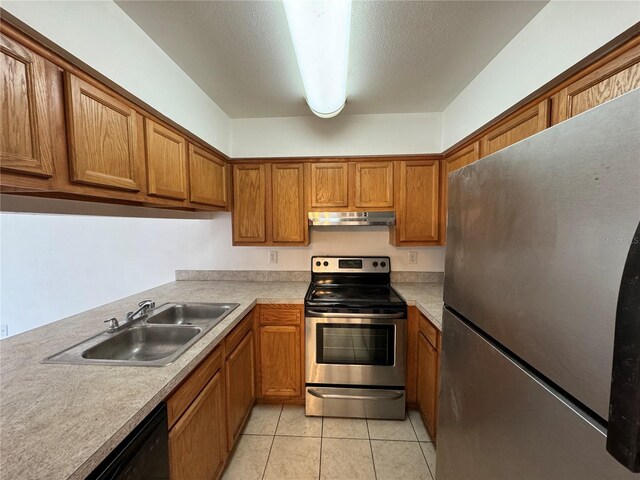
[117,1,547,118]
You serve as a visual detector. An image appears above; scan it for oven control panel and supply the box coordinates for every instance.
[311,256,390,273]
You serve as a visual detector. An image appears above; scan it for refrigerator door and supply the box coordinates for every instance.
[437,308,638,480]
[444,89,640,419]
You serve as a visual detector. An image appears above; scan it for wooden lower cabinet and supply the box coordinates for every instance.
[256,305,304,402]
[417,331,439,440]
[169,369,227,480]
[225,328,255,448]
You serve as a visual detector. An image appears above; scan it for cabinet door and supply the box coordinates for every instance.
[481,100,549,157]
[394,161,439,244]
[145,118,187,200]
[354,161,394,208]
[65,74,142,191]
[259,325,301,398]
[309,162,349,208]
[232,164,266,244]
[271,163,306,244]
[440,142,480,243]
[0,33,55,178]
[417,331,438,440]
[189,144,227,207]
[551,41,640,125]
[169,370,227,480]
[225,330,255,448]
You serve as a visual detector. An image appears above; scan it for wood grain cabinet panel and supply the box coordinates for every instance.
[169,370,227,480]
[189,144,227,207]
[354,161,394,208]
[65,73,142,191]
[391,161,440,245]
[440,142,480,243]
[551,41,640,124]
[258,325,302,399]
[309,162,349,208]
[225,330,255,448]
[232,164,267,244]
[144,118,187,200]
[481,100,549,157]
[417,331,439,440]
[0,33,56,179]
[271,163,306,244]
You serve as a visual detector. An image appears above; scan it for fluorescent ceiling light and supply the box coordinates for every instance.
[283,0,352,118]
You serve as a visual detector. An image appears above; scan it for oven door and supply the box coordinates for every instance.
[305,314,406,387]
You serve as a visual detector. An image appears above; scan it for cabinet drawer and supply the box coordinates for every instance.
[225,311,254,357]
[259,305,302,325]
[168,346,223,427]
[418,312,439,351]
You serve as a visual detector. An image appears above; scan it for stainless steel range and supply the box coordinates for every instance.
[305,256,407,419]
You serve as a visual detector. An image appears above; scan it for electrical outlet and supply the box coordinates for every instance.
[408,251,418,264]
[269,251,278,264]
[0,325,8,338]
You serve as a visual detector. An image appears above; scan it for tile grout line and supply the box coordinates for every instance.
[260,404,284,480]
[366,418,378,480]
[318,415,324,480]
[408,411,435,480]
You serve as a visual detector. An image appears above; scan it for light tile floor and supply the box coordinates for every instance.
[222,404,436,480]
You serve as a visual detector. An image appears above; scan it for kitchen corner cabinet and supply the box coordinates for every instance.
[232,163,307,246]
[256,305,304,403]
[145,118,188,200]
[168,347,227,480]
[480,100,549,157]
[224,314,255,448]
[440,142,480,243]
[551,40,640,125]
[189,144,228,208]
[0,32,61,191]
[65,73,145,192]
[390,160,440,246]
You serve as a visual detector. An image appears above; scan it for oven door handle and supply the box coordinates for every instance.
[307,388,404,401]
[306,310,405,319]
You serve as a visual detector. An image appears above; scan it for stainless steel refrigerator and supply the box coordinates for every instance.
[439,88,640,479]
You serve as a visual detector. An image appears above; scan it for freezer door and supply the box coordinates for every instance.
[444,89,640,419]
[437,308,638,480]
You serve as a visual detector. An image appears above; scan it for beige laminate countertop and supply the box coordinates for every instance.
[0,280,443,480]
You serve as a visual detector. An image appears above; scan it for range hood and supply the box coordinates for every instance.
[308,211,396,226]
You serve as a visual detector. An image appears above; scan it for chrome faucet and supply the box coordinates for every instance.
[125,300,156,323]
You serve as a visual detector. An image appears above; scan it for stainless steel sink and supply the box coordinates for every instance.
[42,302,239,367]
[82,325,201,362]
[146,303,235,326]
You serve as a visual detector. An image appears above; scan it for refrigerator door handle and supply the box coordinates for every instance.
[607,221,640,473]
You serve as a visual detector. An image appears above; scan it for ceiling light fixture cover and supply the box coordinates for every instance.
[283,0,351,118]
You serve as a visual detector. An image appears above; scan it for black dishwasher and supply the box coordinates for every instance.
[87,403,169,480]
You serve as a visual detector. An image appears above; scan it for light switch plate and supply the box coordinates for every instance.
[269,251,278,264]
[408,251,418,264]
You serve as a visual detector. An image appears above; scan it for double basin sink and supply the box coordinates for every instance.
[43,303,239,367]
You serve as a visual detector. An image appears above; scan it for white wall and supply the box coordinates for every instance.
[3,0,231,154]
[206,214,445,272]
[231,112,441,157]
[441,0,640,150]
[0,196,220,338]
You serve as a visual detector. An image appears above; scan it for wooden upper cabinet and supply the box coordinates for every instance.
[481,100,549,157]
[309,162,349,208]
[189,144,227,208]
[551,40,640,125]
[65,73,143,191]
[0,33,56,179]
[391,161,440,245]
[232,164,267,244]
[144,118,187,200]
[354,161,393,208]
[440,142,480,243]
[271,163,306,244]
